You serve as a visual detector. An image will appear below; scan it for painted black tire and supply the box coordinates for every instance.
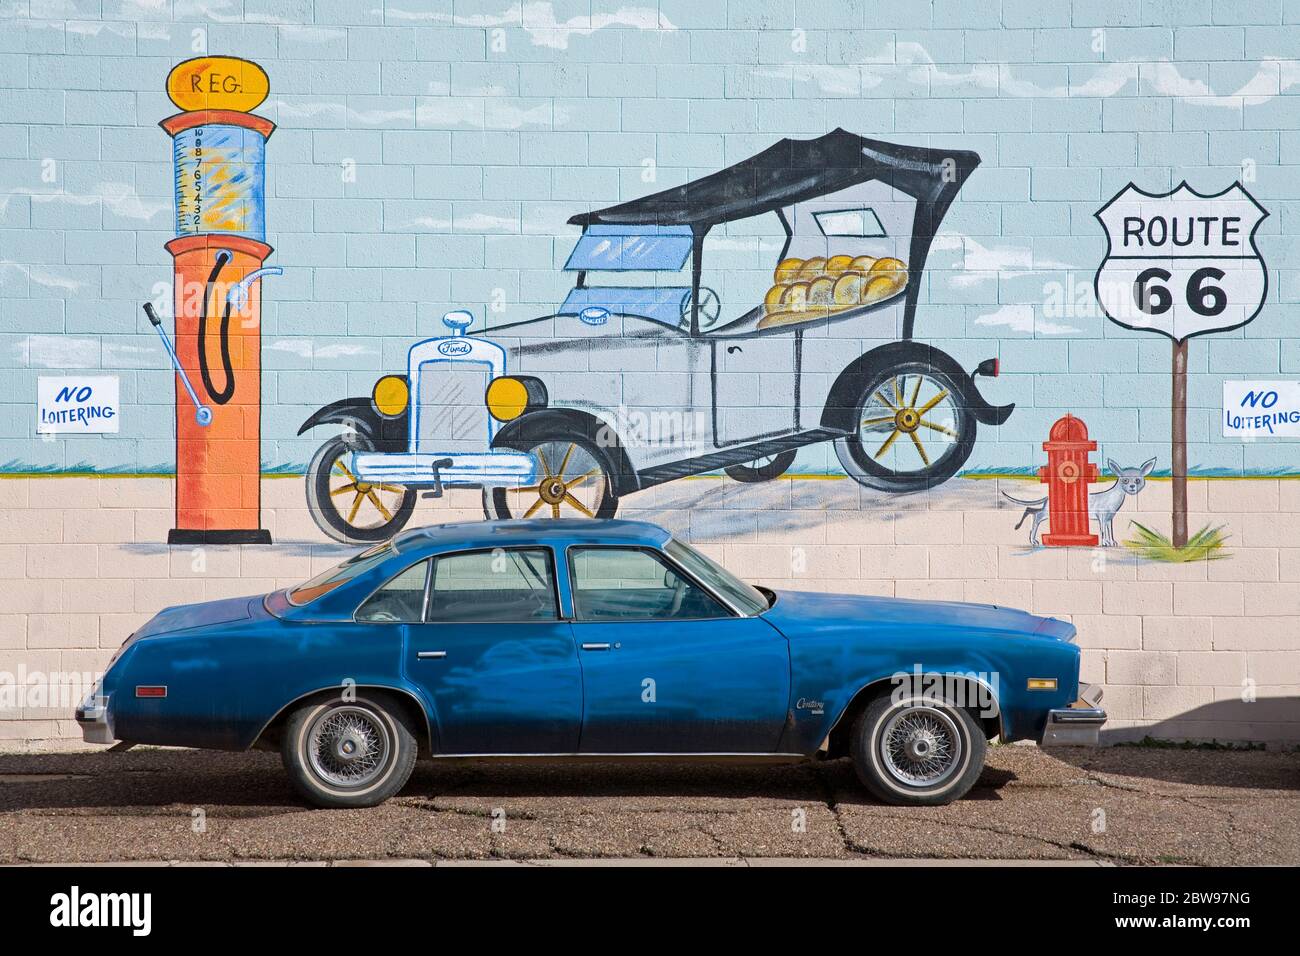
[851,691,987,806]
[306,435,416,545]
[724,450,797,483]
[833,360,976,493]
[281,693,418,809]
[484,428,619,520]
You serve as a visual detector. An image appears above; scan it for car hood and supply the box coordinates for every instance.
[762,589,1074,642]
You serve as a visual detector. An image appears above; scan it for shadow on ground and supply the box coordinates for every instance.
[1,745,1297,865]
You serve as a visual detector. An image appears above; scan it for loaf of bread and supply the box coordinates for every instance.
[757,252,907,329]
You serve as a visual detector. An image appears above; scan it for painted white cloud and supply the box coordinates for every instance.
[379,2,675,49]
[0,261,87,293]
[929,235,1075,290]
[266,340,376,360]
[12,334,98,368]
[764,37,1299,107]
[974,304,1081,336]
[21,183,169,225]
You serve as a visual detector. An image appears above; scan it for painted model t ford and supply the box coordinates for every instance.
[299,130,1012,544]
[77,520,1105,808]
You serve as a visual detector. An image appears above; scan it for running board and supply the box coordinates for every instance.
[636,427,848,489]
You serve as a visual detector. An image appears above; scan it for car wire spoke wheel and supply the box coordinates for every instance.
[306,436,417,544]
[879,706,962,788]
[834,360,977,493]
[851,691,986,806]
[306,706,391,790]
[283,695,419,808]
[486,429,619,520]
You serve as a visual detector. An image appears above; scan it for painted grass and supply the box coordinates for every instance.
[1122,521,1230,563]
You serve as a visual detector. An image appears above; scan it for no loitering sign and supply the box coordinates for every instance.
[37,376,120,434]
[1223,381,1300,438]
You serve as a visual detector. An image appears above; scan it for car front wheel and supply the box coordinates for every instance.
[850,691,987,806]
[484,431,619,520]
[281,694,418,809]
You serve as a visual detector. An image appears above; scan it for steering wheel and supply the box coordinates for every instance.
[665,569,689,616]
[681,287,721,329]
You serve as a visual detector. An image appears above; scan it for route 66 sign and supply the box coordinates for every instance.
[1094,182,1268,342]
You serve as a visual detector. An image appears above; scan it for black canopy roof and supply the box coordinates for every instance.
[568,129,980,230]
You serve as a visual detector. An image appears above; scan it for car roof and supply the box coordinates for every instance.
[391,518,671,553]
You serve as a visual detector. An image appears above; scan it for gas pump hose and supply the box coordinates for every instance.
[199,249,236,405]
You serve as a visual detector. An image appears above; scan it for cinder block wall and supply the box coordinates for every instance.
[1,1,1298,749]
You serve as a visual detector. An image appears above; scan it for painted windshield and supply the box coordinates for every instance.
[564,225,694,272]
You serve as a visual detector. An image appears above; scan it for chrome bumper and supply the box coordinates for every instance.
[74,693,116,745]
[352,450,536,487]
[1039,683,1106,746]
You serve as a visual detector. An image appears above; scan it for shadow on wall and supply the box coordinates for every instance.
[1094,696,1300,755]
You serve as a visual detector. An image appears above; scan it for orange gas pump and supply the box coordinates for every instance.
[153,58,276,544]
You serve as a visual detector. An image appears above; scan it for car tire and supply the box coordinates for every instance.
[850,690,987,806]
[306,435,417,545]
[281,693,418,809]
[723,450,797,483]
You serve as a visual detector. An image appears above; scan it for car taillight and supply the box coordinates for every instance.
[135,686,167,698]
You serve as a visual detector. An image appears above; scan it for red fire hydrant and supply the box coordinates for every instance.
[1038,415,1098,547]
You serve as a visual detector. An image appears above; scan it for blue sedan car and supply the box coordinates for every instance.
[77,519,1104,808]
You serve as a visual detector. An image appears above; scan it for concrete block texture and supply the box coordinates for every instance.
[0,2,1297,748]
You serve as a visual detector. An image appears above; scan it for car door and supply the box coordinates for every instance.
[382,547,582,755]
[566,545,790,754]
[710,334,799,446]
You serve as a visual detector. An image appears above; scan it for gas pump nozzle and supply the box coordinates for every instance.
[143,302,213,427]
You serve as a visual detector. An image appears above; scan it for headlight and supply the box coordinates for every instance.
[372,375,409,418]
[485,376,546,422]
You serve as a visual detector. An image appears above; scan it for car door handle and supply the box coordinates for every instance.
[416,650,447,659]
[581,642,611,651]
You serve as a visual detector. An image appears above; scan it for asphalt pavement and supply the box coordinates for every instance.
[0,744,1296,865]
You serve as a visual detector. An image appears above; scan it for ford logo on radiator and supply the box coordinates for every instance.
[436,339,473,356]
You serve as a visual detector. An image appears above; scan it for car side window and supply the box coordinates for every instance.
[356,559,430,623]
[426,548,559,623]
[568,547,730,622]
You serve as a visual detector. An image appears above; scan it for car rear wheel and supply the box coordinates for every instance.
[850,691,986,806]
[306,435,416,544]
[724,450,797,483]
[281,693,418,809]
[484,431,619,520]
[834,363,976,493]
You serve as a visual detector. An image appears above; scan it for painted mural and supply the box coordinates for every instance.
[5,2,1300,751]
[114,54,1268,566]
[298,129,1015,543]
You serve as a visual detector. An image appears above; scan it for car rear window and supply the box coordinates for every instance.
[288,542,395,606]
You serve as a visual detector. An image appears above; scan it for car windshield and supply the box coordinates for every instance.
[288,542,395,605]
[564,225,694,272]
[663,538,770,616]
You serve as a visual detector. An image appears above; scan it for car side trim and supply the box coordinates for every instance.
[428,752,809,761]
